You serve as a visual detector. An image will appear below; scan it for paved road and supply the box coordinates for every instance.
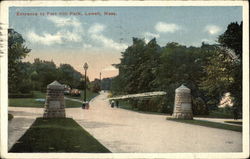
[8,92,242,152]
[66,92,242,153]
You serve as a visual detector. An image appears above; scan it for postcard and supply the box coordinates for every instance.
[0,0,249,159]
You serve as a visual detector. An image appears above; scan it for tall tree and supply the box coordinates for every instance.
[8,29,31,93]
[201,21,242,112]
[218,22,242,59]
[57,63,83,89]
[218,22,242,111]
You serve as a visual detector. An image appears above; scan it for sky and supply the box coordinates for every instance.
[9,6,242,81]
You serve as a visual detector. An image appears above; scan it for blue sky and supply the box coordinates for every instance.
[9,6,242,80]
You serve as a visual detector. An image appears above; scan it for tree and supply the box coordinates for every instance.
[218,22,242,58]
[218,22,242,113]
[8,29,31,93]
[57,64,83,89]
[32,58,58,91]
[89,79,101,93]
[113,38,146,94]
[201,21,242,113]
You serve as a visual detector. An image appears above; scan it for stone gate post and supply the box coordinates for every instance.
[172,84,193,119]
[43,81,66,118]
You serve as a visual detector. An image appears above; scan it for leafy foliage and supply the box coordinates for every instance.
[8,29,87,93]
[111,21,242,115]
[8,29,31,93]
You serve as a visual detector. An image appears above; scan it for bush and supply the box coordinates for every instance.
[131,96,167,113]
[192,97,209,115]
[19,80,33,93]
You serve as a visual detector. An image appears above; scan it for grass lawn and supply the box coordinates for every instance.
[9,90,98,108]
[224,121,242,125]
[9,118,111,152]
[195,110,234,119]
[167,118,242,132]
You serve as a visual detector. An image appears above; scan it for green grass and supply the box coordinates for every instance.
[167,118,242,132]
[9,90,98,108]
[195,110,234,119]
[224,121,242,125]
[9,118,111,152]
[65,100,82,108]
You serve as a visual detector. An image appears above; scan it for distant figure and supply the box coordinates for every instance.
[82,103,85,109]
[82,101,89,109]
[233,106,238,120]
[115,100,119,108]
[111,100,115,108]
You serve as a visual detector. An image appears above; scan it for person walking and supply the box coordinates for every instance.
[233,106,238,120]
[116,100,119,108]
[111,100,115,108]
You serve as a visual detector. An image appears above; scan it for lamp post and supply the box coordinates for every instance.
[100,72,102,90]
[83,62,88,102]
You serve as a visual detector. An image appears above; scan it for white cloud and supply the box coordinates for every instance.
[88,23,105,34]
[27,31,63,45]
[88,23,128,51]
[155,22,181,33]
[27,16,84,45]
[27,29,82,45]
[204,25,222,35]
[47,16,81,28]
[60,30,82,42]
[91,34,127,50]
[83,43,93,49]
[102,65,117,72]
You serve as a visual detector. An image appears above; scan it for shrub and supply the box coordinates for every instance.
[192,97,209,115]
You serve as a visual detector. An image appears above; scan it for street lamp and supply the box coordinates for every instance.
[83,62,88,102]
[100,72,102,90]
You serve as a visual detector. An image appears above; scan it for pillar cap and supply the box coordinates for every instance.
[47,81,64,90]
[175,84,190,93]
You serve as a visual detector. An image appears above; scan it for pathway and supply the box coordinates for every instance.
[66,91,242,153]
[8,92,242,152]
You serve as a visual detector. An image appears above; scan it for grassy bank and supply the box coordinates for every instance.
[9,118,111,152]
[167,118,242,132]
[9,90,98,108]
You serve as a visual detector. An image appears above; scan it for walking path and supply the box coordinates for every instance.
[66,92,242,153]
[8,92,242,152]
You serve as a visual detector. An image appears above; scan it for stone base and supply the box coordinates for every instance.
[43,109,65,118]
[172,112,193,119]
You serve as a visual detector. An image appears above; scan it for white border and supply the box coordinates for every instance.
[0,1,249,159]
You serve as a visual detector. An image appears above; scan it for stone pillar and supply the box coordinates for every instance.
[43,81,65,118]
[172,84,193,119]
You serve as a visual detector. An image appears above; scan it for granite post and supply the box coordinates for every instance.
[172,84,193,119]
[43,81,66,118]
